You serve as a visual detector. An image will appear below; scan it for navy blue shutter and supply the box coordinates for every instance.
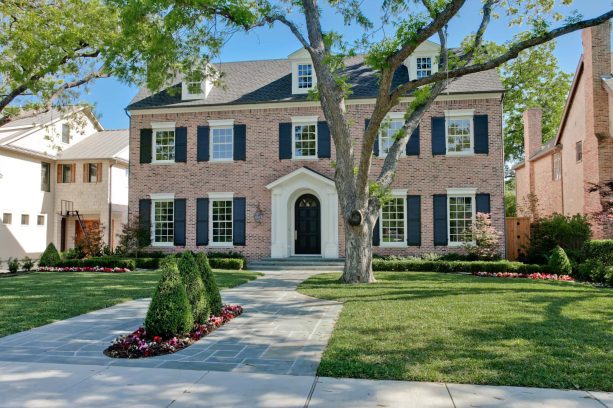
[279,123,292,159]
[474,115,489,154]
[433,195,448,246]
[372,217,380,246]
[366,119,379,157]
[431,117,446,155]
[476,193,491,214]
[233,197,246,246]
[174,199,186,246]
[317,122,331,158]
[197,126,210,162]
[196,198,209,246]
[138,199,151,245]
[406,126,420,156]
[175,127,187,162]
[407,195,421,246]
[234,124,246,161]
[140,129,152,164]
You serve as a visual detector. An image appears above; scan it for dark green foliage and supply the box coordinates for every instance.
[207,251,246,261]
[177,251,209,323]
[21,257,34,271]
[134,257,162,269]
[548,246,572,275]
[39,243,61,266]
[372,259,550,274]
[581,240,613,266]
[54,258,136,270]
[575,260,613,286]
[7,258,19,273]
[196,252,223,316]
[527,214,591,264]
[208,257,244,270]
[144,260,193,338]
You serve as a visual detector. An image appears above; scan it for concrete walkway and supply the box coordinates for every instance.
[0,270,342,375]
[0,361,610,407]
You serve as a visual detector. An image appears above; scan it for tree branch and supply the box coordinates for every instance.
[264,14,311,50]
[460,0,495,62]
[44,69,110,110]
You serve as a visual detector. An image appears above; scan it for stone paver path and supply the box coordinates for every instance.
[0,270,342,375]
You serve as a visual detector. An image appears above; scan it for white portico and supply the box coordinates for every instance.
[266,167,339,259]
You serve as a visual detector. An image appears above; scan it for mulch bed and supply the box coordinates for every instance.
[104,305,243,358]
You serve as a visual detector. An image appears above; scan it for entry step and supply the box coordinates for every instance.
[247,257,345,271]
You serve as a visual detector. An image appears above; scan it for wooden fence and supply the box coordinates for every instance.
[505,217,531,261]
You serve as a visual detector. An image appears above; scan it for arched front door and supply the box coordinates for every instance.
[294,194,321,255]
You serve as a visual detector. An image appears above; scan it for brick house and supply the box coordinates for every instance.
[0,107,129,260]
[514,22,613,238]
[127,43,505,261]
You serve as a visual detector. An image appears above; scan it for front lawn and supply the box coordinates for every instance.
[0,269,260,338]
[298,272,613,391]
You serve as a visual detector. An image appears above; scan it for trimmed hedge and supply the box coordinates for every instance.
[372,259,551,274]
[55,258,136,270]
[134,257,161,270]
[39,243,61,266]
[208,257,244,270]
[195,252,223,316]
[177,251,209,323]
[582,240,613,266]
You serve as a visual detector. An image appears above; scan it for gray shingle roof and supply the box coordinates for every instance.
[0,108,69,129]
[127,55,503,110]
[58,130,128,160]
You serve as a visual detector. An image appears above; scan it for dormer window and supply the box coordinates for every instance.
[297,64,313,89]
[182,69,213,100]
[416,57,432,78]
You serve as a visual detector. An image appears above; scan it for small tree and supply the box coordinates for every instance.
[144,259,193,338]
[464,212,501,260]
[116,216,151,257]
[74,224,105,258]
[39,243,61,266]
[548,245,572,275]
[195,252,223,316]
[177,251,209,323]
[527,214,591,264]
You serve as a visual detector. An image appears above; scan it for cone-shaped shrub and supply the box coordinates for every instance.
[196,252,223,316]
[548,245,572,275]
[144,259,193,338]
[39,243,61,266]
[177,251,209,323]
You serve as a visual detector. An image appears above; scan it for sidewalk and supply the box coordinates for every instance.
[0,361,610,407]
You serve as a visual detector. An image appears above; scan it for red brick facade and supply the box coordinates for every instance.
[129,95,505,260]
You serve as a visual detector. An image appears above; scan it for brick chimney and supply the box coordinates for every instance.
[583,21,611,139]
[522,108,543,195]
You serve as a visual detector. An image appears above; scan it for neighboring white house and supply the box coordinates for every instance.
[0,107,129,261]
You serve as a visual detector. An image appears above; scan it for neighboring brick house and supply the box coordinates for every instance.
[514,22,613,238]
[0,107,129,260]
[127,43,505,261]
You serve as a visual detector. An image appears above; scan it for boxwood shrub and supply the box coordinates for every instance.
[55,258,136,270]
[372,259,551,274]
[208,257,244,270]
[581,240,613,266]
[39,243,61,266]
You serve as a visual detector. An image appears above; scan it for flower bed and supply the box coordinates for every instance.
[104,305,243,358]
[37,266,130,273]
[472,271,574,281]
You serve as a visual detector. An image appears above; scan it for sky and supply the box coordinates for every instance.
[77,0,613,129]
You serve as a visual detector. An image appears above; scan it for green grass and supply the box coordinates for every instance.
[298,272,613,391]
[0,269,260,338]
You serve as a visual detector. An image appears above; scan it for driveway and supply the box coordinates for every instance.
[0,270,342,375]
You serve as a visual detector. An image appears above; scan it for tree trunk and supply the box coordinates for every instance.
[341,217,376,283]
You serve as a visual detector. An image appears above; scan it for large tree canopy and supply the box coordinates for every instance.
[0,0,120,121]
[109,0,613,283]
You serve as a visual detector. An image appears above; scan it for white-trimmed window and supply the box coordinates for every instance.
[152,123,176,163]
[447,189,476,246]
[62,124,70,144]
[297,63,313,89]
[553,153,561,181]
[379,113,405,156]
[445,110,474,155]
[209,119,234,162]
[152,199,174,245]
[37,215,45,226]
[21,214,29,225]
[380,195,406,246]
[292,116,318,159]
[211,197,233,245]
[2,213,12,225]
[186,72,204,95]
[416,57,432,78]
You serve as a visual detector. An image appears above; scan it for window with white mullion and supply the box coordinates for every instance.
[297,64,313,89]
[381,197,406,245]
[380,120,404,155]
[416,57,432,78]
[153,200,174,244]
[211,127,234,161]
[154,129,176,162]
[293,124,317,158]
[211,199,233,244]
[446,117,473,155]
[448,195,474,245]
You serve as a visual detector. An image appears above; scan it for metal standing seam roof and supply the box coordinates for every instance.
[127,55,504,110]
[57,130,129,161]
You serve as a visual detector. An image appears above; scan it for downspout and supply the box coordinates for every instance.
[108,161,113,248]
[124,108,132,229]
[500,92,507,260]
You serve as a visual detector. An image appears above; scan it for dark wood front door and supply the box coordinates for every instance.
[294,194,321,255]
